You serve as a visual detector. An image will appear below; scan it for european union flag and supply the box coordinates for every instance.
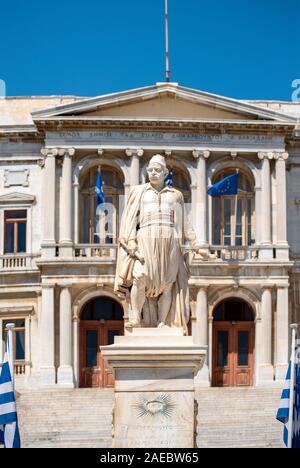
[164,169,173,187]
[0,338,21,448]
[95,172,105,207]
[207,173,239,197]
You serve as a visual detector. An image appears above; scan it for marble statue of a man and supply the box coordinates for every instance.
[114,154,203,334]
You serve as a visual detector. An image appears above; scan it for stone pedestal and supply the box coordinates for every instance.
[101,328,206,448]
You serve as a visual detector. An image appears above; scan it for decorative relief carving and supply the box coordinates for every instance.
[133,394,176,419]
[4,169,29,187]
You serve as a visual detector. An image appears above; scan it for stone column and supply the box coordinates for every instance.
[258,152,273,259]
[255,185,261,246]
[40,284,56,386]
[73,178,80,245]
[125,148,144,186]
[57,284,74,387]
[274,152,289,259]
[275,286,289,380]
[25,316,31,376]
[41,149,57,257]
[258,286,274,383]
[192,150,210,247]
[59,148,75,256]
[73,313,79,388]
[194,286,209,386]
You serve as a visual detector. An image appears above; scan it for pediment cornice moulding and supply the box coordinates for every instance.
[31,83,296,124]
[0,192,35,204]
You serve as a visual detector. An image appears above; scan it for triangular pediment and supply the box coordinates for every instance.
[32,83,296,124]
[0,192,35,204]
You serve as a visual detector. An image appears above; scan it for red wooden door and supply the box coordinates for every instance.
[212,322,254,387]
[80,321,123,388]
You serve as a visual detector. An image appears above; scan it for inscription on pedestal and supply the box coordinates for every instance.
[114,391,194,448]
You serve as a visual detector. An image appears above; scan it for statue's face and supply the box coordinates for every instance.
[147,163,166,184]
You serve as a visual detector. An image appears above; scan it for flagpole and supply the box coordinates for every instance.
[5,323,15,389]
[288,323,298,448]
[165,0,170,82]
[233,169,239,247]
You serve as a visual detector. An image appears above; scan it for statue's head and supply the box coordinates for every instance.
[147,154,169,184]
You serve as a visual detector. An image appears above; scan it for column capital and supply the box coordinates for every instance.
[125,148,144,158]
[59,282,72,290]
[42,283,55,289]
[257,151,274,160]
[41,148,58,158]
[274,152,289,161]
[197,285,209,293]
[97,148,104,156]
[192,149,210,159]
[59,148,75,157]
[276,284,290,290]
[262,284,275,291]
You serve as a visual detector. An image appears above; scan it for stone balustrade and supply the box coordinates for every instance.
[74,244,118,259]
[1,254,40,270]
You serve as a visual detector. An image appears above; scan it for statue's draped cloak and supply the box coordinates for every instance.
[114,183,190,334]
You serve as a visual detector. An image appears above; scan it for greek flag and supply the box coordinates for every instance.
[95,171,105,207]
[0,339,21,448]
[276,330,300,448]
[164,168,173,187]
[207,173,239,197]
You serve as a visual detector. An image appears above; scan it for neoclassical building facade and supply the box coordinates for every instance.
[0,82,299,389]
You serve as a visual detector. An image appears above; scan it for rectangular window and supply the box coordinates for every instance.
[3,319,25,361]
[4,210,27,254]
[238,331,249,366]
[217,331,229,367]
[86,330,97,367]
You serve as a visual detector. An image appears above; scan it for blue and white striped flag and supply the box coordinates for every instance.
[276,330,300,448]
[0,339,21,448]
[164,168,173,187]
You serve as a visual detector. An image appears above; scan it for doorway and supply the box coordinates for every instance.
[212,299,255,387]
[79,296,124,388]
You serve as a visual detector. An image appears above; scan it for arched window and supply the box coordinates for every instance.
[212,169,254,246]
[171,167,191,203]
[81,297,123,321]
[80,166,124,244]
[213,299,254,322]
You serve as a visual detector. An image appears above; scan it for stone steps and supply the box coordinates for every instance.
[17,386,285,448]
[196,387,284,448]
[17,388,114,448]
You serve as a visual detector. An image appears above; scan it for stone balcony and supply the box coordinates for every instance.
[1,253,40,271]
[0,244,291,273]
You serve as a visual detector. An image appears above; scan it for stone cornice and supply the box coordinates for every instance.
[0,306,34,317]
[0,191,35,204]
[31,82,296,123]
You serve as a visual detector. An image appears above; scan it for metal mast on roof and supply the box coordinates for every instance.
[165,0,170,82]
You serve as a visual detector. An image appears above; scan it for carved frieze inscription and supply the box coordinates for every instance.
[46,131,285,151]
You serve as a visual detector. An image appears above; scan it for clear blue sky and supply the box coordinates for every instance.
[0,0,299,100]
